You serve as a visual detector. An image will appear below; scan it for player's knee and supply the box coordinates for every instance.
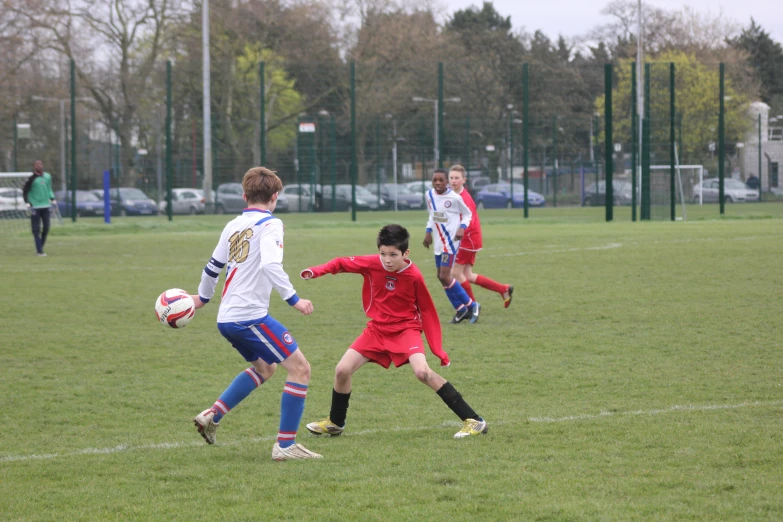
[414,367,432,383]
[437,274,451,286]
[334,363,352,383]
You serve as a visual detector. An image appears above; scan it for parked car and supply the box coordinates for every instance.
[692,178,760,203]
[320,184,385,211]
[467,175,491,192]
[159,188,206,215]
[93,188,158,216]
[281,183,321,212]
[55,190,106,217]
[0,187,26,217]
[214,183,245,214]
[403,180,431,199]
[365,183,423,210]
[583,180,633,206]
[475,182,545,209]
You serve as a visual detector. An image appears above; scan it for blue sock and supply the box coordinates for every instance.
[211,368,265,423]
[278,381,308,448]
[445,279,473,310]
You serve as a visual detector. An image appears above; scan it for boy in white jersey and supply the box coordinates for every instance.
[190,166,321,461]
[423,169,480,324]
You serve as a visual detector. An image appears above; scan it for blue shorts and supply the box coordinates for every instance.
[217,315,299,364]
[434,252,456,268]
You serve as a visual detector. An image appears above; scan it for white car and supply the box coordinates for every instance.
[692,178,760,204]
[0,187,26,217]
[159,188,205,214]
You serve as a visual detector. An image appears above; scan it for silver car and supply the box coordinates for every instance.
[692,178,760,204]
[159,188,205,215]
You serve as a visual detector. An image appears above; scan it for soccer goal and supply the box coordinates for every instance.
[0,172,62,236]
[648,161,703,221]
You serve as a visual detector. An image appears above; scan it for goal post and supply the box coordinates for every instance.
[648,163,703,221]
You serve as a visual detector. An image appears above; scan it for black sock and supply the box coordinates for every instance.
[436,382,480,421]
[329,389,351,427]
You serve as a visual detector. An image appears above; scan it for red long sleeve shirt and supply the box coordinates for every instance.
[304,255,450,366]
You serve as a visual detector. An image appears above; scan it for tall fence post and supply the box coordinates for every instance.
[350,61,357,222]
[166,60,173,222]
[631,62,637,222]
[522,63,529,219]
[70,59,77,222]
[12,114,18,172]
[259,61,266,166]
[464,116,470,177]
[376,116,381,207]
[758,114,763,202]
[509,105,514,203]
[552,115,557,208]
[330,114,337,212]
[669,62,676,221]
[641,63,651,220]
[437,62,444,169]
[604,63,613,222]
[719,63,725,215]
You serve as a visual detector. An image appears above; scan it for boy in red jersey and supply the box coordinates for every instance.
[448,165,513,317]
[302,224,488,439]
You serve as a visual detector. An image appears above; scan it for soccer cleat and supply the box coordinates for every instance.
[454,418,488,439]
[503,285,514,309]
[306,418,345,436]
[194,408,219,444]
[469,302,481,324]
[449,306,471,324]
[36,252,46,257]
[272,442,323,461]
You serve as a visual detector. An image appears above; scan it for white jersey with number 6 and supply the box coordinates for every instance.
[198,209,298,322]
[425,188,472,255]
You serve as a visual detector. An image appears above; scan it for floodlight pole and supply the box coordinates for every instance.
[412,95,460,169]
[202,0,213,212]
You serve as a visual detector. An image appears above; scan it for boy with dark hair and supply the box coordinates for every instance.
[190,166,322,461]
[302,224,488,439]
[423,168,480,323]
[448,165,513,313]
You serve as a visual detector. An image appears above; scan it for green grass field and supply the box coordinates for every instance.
[2,207,782,520]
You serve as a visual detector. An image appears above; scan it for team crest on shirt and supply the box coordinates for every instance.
[385,281,396,291]
[275,240,283,249]
[282,332,294,344]
[444,200,452,208]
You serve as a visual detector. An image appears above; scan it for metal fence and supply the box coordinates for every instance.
[2,57,781,221]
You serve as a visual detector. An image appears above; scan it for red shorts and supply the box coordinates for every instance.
[455,248,477,266]
[350,327,425,369]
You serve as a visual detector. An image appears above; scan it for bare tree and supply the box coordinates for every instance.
[4,0,187,182]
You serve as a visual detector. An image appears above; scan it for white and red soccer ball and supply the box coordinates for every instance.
[155,288,195,328]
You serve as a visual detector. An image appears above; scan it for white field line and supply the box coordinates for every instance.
[2,399,781,464]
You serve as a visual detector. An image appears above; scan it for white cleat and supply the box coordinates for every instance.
[272,442,323,461]
[194,408,219,444]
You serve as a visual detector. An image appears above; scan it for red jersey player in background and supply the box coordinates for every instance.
[449,165,513,316]
[301,224,488,439]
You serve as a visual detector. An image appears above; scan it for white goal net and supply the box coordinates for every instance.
[0,172,62,235]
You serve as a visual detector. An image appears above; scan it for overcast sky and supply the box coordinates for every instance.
[445,0,782,45]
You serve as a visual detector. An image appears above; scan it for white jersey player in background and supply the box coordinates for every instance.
[423,168,480,324]
[189,166,322,461]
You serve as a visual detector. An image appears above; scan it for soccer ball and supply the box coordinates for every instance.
[155,288,196,328]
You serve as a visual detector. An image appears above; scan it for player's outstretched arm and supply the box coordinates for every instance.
[190,295,207,309]
[301,256,373,280]
[415,277,450,367]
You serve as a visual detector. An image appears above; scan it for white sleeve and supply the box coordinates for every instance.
[197,228,229,303]
[457,195,472,228]
[259,221,298,303]
[425,190,435,232]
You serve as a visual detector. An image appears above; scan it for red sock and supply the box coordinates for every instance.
[460,280,475,301]
[475,275,507,295]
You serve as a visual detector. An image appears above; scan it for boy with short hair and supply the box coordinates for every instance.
[448,165,513,314]
[302,224,488,439]
[423,168,480,324]
[190,166,322,461]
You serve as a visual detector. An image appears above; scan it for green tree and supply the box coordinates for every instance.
[730,19,783,113]
[596,50,751,167]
